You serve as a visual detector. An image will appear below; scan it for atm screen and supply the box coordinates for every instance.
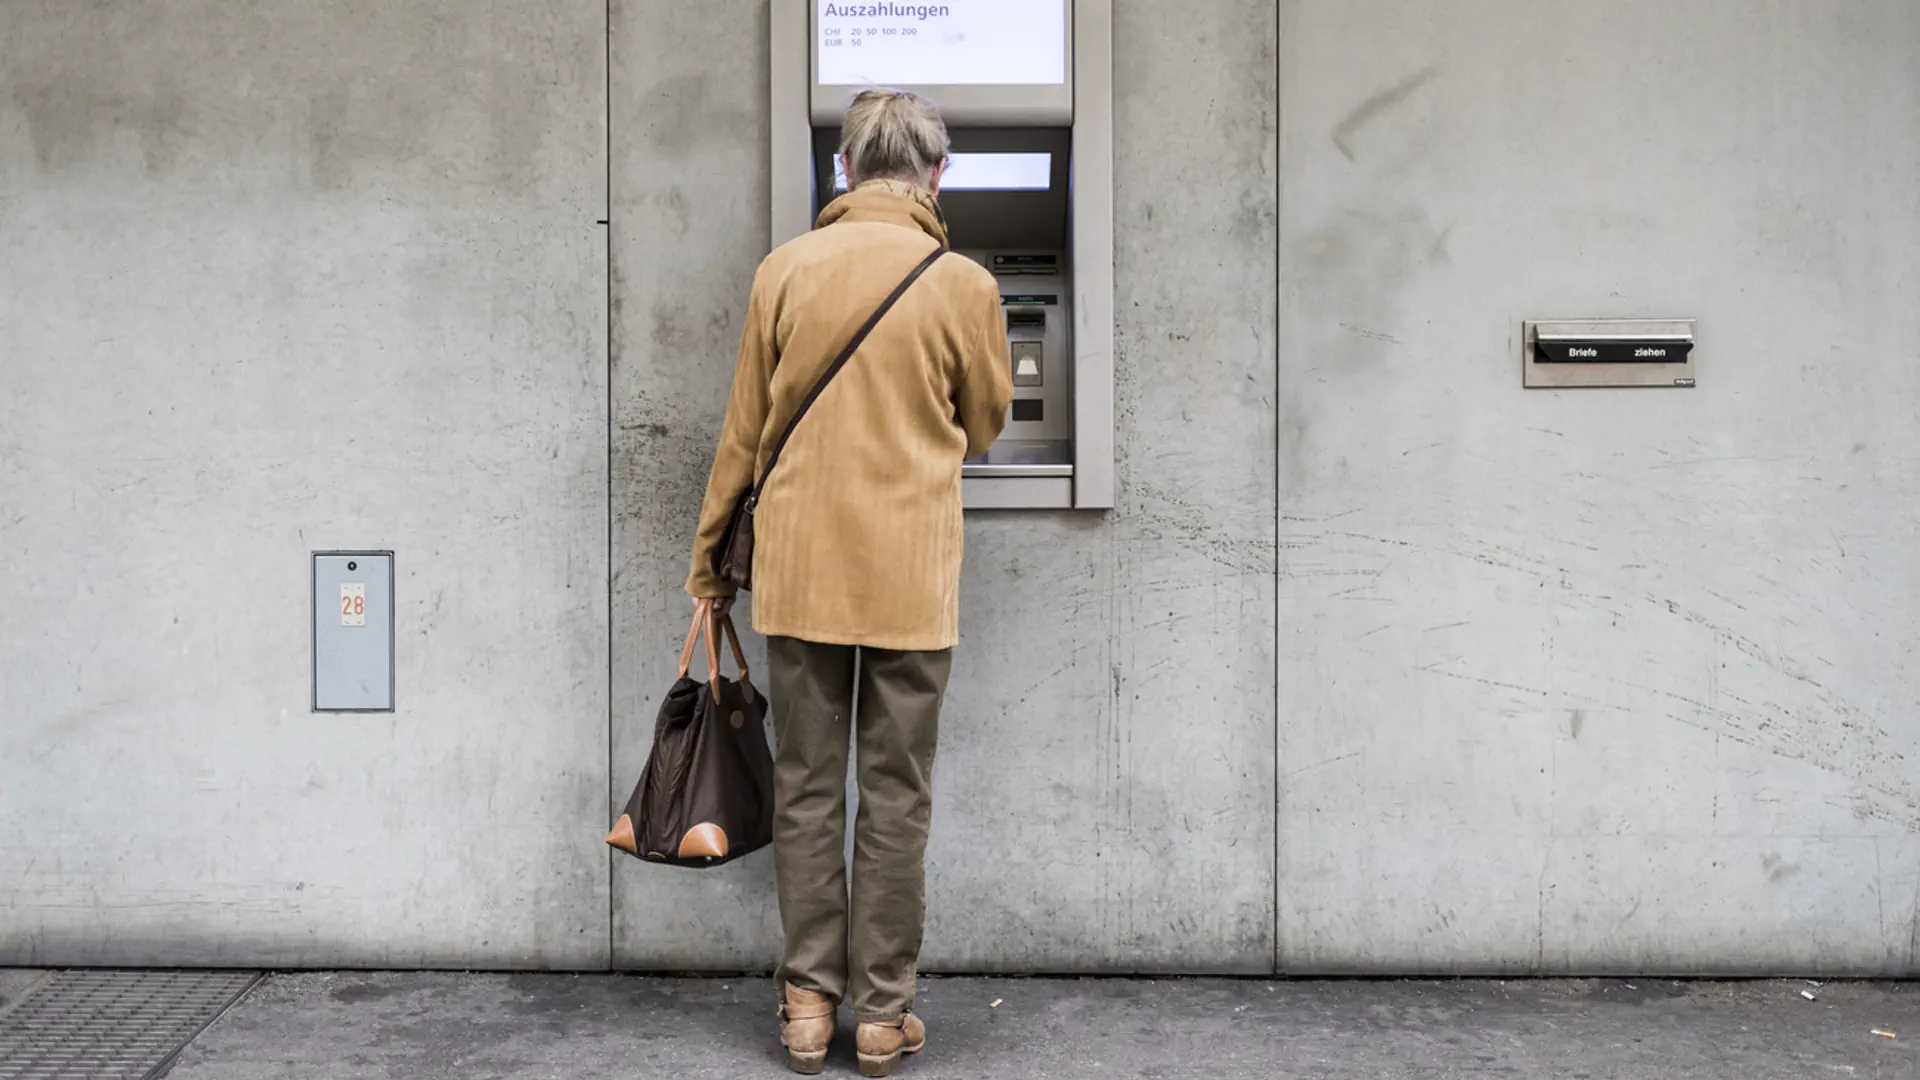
[832,152,1052,192]
[817,0,1068,87]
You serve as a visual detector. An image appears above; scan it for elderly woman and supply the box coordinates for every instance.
[686,88,1013,1076]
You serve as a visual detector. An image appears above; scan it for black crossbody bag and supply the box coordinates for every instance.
[711,246,947,590]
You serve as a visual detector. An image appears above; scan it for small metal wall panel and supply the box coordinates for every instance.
[312,551,394,712]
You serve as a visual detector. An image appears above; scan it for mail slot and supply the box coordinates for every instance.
[1535,340,1692,364]
[1523,319,1697,388]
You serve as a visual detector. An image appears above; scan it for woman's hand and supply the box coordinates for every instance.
[703,596,736,620]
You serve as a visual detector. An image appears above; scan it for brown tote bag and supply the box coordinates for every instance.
[606,600,774,867]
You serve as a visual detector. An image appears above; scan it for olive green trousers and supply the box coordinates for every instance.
[766,636,951,1023]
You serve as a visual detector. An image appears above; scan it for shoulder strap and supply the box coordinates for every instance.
[749,245,947,502]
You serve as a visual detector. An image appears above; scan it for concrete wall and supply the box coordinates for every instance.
[1276,0,1920,974]
[608,0,1280,973]
[609,0,783,969]
[6,0,1917,976]
[0,1,610,967]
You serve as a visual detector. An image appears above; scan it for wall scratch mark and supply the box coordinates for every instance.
[1535,837,1554,974]
[1418,665,1550,698]
[1280,751,1363,781]
[1907,877,1919,971]
[1330,65,1441,162]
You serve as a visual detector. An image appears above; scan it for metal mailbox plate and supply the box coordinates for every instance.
[1522,318,1697,389]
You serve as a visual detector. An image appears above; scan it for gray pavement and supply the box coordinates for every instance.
[148,972,1919,1079]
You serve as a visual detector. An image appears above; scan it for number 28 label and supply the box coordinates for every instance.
[340,583,367,627]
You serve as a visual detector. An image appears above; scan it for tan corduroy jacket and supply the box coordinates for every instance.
[686,180,1013,651]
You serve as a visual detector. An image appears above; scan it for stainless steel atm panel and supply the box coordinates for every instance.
[772,0,1114,511]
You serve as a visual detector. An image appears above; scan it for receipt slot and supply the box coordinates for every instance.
[771,0,1115,510]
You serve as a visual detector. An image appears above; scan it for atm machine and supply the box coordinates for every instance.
[770,0,1114,511]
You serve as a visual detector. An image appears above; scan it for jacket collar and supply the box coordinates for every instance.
[815,179,949,246]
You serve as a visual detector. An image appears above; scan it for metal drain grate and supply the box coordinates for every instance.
[0,970,260,1080]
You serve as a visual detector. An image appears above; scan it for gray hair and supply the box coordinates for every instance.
[839,88,950,189]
